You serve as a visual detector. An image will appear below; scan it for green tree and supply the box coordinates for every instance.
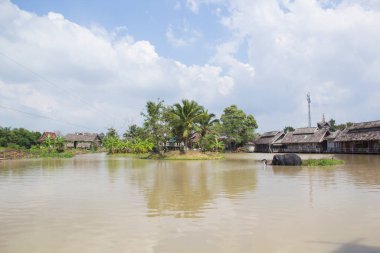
[103,136,120,154]
[141,99,169,153]
[220,105,258,151]
[0,127,41,149]
[199,110,219,137]
[123,124,147,141]
[284,126,295,133]
[54,136,65,152]
[168,99,204,152]
[106,127,118,139]
[329,118,337,131]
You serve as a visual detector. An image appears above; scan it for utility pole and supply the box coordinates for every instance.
[307,92,311,127]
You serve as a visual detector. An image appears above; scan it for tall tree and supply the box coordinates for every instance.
[141,99,168,152]
[284,126,295,133]
[168,99,204,151]
[220,105,258,151]
[106,127,118,139]
[123,124,147,140]
[199,110,219,137]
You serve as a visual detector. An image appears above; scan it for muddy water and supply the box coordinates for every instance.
[1,153,380,253]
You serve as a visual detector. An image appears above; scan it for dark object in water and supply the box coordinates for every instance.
[272,154,302,166]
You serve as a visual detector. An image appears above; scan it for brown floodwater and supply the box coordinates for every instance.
[1,153,380,253]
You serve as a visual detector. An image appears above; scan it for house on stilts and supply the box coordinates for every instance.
[274,126,330,153]
[254,131,285,153]
[332,120,380,154]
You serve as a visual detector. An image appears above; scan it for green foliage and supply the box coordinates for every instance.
[103,135,154,154]
[198,110,219,137]
[284,126,295,133]
[0,126,41,148]
[329,119,354,131]
[103,136,121,154]
[168,99,204,150]
[200,133,224,152]
[303,158,344,166]
[29,145,73,158]
[141,99,169,152]
[220,105,258,151]
[123,124,148,140]
[329,118,337,131]
[106,127,118,139]
[42,135,65,153]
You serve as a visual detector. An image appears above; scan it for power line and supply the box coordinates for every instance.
[0,51,117,126]
[0,104,97,131]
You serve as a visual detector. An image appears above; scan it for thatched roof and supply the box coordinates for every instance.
[255,131,284,145]
[293,127,317,135]
[64,133,100,142]
[325,130,341,140]
[334,120,380,142]
[277,128,328,144]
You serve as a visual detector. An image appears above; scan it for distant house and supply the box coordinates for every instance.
[64,133,101,150]
[333,120,380,154]
[274,127,330,153]
[38,132,57,143]
[161,138,181,151]
[254,131,285,153]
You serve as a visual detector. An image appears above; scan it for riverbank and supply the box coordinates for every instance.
[0,147,94,160]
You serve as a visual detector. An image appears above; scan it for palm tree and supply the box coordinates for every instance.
[199,110,219,137]
[169,99,204,151]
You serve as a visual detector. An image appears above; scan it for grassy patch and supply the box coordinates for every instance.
[142,151,224,160]
[303,158,344,166]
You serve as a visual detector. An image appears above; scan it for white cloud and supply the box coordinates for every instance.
[186,0,200,13]
[166,22,202,47]
[2,0,380,134]
[0,0,233,133]
[210,0,380,131]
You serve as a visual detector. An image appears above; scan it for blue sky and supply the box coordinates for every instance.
[12,0,229,65]
[1,0,380,134]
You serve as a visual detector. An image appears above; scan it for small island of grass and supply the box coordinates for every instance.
[302,158,344,166]
[142,151,224,160]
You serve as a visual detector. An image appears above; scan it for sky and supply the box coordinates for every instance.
[1,0,380,135]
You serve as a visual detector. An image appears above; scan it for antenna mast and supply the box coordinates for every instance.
[307,92,311,127]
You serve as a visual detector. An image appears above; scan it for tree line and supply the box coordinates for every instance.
[102,99,258,154]
[0,127,41,149]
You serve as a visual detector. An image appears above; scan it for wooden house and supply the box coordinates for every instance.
[254,131,284,153]
[64,133,101,150]
[333,120,380,154]
[325,130,341,153]
[274,127,330,153]
[38,132,57,143]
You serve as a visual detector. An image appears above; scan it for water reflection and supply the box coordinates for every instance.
[2,153,380,253]
[0,158,67,177]
[103,158,258,218]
